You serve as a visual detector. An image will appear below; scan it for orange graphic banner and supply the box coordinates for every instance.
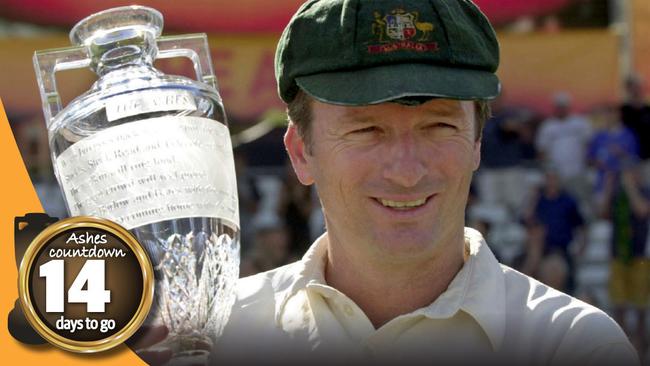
[0,98,144,364]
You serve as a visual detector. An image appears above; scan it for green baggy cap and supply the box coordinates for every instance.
[275,0,500,105]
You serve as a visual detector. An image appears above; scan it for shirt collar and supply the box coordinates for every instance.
[274,233,328,324]
[274,228,506,350]
[457,228,506,350]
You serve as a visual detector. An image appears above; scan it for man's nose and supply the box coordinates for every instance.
[382,133,427,188]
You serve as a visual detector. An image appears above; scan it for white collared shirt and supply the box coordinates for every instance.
[214,228,638,365]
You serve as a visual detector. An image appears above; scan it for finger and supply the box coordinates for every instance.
[193,339,212,352]
[127,324,169,350]
[136,348,173,366]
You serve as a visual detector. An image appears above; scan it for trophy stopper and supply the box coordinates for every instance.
[69,6,163,75]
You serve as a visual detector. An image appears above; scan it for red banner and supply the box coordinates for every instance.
[0,0,575,32]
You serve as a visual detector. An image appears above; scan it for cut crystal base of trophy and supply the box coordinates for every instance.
[136,217,239,363]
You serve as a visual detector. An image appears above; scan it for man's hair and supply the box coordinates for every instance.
[287,90,491,151]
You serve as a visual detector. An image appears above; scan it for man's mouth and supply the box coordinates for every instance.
[376,197,428,210]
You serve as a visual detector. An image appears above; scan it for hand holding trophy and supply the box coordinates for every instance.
[33,6,240,365]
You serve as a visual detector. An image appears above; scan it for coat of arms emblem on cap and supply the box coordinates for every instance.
[369,9,438,54]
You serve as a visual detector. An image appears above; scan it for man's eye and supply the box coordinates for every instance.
[436,123,455,128]
[427,123,456,130]
[352,126,379,134]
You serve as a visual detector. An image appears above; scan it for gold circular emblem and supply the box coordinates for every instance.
[18,216,154,353]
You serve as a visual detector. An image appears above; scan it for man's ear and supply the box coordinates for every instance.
[284,124,315,185]
[473,139,481,171]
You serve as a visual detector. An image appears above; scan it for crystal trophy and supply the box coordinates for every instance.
[33,6,239,363]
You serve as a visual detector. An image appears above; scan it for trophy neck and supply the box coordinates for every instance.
[93,63,163,91]
[69,6,163,76]
[90,30,158,76]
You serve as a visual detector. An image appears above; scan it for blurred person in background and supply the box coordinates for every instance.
[536,92,593,218]
[239,216,292,277]
[620,75,650,185]
[598,162,650,359]
[521,168,586,294]
[234,149,261,254]
[277,159,313,257]
[588,105,639,196]
[477,94,535,215]
[537,252,570,293]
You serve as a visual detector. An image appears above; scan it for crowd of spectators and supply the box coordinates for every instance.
[470,76,648,358]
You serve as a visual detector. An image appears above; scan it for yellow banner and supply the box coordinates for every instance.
[498,30,620,113]
[0,29,626,124]
[632,0,650,87]
[0,34,285,122]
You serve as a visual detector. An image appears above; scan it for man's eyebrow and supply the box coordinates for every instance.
[337,114,379,125]
[423,102,466,117]
[336,101,466,124]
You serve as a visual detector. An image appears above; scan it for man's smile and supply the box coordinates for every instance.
[373,195,434,210]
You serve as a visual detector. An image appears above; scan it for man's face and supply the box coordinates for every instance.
[554,103,570,120]
[285,98,481,263]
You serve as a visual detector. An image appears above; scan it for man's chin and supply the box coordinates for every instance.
[368,230,441,259]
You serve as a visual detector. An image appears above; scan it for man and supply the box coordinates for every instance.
[599,162,650,358]
[536,92,593,218]
[477,93,536,216]
[588,105,639,195]
[521,168,586,294]
[133,0,638,364]
[620,75,650,184]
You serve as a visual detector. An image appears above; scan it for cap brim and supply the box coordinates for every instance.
[295,63,500,106]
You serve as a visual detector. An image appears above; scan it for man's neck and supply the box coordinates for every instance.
[323,234,466,329]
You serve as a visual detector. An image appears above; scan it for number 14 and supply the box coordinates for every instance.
[39,260,111,313]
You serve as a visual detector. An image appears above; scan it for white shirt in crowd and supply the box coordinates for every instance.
[536,114,593,179]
